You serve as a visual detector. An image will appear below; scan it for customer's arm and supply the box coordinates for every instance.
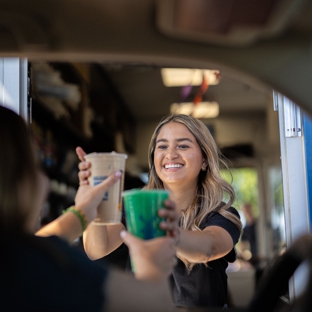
[105,231,175,312]
[106,270,173,312]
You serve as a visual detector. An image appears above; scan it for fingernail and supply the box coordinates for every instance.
[115,171,122,178]
[159,221,166,228]
[120,230,126,238]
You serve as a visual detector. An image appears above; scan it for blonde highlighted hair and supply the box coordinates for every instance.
[146,114,242,270]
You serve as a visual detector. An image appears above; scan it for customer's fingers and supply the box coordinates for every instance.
[94,171,122,193]
[120,230,143,250]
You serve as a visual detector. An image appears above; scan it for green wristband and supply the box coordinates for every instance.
[62,206,88,232]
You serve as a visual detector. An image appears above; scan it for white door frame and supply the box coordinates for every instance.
[275,91,310,300]
[0,58,28,120]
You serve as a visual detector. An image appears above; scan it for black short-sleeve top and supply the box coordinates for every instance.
[0,233,108,312]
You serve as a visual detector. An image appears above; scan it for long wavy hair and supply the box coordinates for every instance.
[0,106,39,232]
[146,114,242,270]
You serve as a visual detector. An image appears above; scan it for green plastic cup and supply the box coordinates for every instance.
[122,189,170,240]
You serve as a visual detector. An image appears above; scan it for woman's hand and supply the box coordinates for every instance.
[76,146,91,186]
[121,231,176,281]
[158,200,181,245]
[75,171,122,223]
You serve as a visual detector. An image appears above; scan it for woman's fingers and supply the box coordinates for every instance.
[76,148,91,183]
[164,199,175,210]
[157,199,180,241]
[78,161,90,171]
[159,221,180,242]
[76,146,86,162]
[78,169,91,182]
[159,220,175,230]
[158,208,179,220]
[76,146,91,184]
[79,180,89,186]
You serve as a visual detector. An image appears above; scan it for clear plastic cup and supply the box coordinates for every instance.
[85,152,127,225]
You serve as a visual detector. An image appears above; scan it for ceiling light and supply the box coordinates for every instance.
[161,68,220,87]
[170,102,219,118]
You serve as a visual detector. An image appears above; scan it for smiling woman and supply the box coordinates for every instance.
[144,114,243,308]
[78,113,242,308]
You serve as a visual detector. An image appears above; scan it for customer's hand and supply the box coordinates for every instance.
[158,199,181,245]
[121,231,176,281]
[76,146,91,185]
[36,170,121,243]
[75,171,122,223]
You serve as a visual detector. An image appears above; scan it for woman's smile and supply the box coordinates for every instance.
[164,163,184,171]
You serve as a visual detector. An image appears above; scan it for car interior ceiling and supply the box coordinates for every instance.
[1,0,312,115]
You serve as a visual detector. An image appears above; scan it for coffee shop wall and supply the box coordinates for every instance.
[30,61,136,226]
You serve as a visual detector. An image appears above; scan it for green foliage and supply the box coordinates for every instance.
[221,168,259,217]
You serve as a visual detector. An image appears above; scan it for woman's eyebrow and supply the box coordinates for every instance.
[176,138,193,143]
[156,137,193,144]
[156,138,168,144]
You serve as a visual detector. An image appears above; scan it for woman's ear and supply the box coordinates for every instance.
[201,159,208,171]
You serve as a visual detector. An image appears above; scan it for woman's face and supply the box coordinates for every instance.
[154,121,205,189]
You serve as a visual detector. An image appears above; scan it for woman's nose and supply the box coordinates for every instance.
[166,147,178,159]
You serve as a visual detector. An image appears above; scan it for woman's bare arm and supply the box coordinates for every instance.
[159,202,234,263]
[175,226,234,263]
[83,223,125,260]
[76,146,125,259]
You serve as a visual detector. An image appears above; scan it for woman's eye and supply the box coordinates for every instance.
[178,145,189,149]
[157,145,167,149]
